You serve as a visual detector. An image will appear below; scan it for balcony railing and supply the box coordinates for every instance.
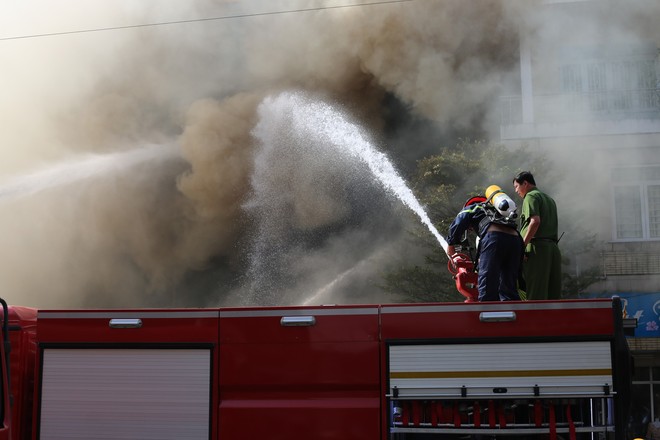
[500,88,660,125]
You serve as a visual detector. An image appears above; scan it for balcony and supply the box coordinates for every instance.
[500,88,660,140]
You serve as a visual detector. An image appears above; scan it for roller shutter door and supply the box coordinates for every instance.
[39,348,211,440]
[389,340,613,398]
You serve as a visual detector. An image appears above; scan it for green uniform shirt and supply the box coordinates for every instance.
[520,188,558,242]
[519,187,561,300]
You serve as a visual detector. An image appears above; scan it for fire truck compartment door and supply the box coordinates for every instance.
[218,307,380,440]
[389,340,613,398]
[38,348,211,439]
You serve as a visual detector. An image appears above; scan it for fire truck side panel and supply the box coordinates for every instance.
[0,300,631,440]
[218,305,380,343]
[33,310,219,440]
[7,307,37,440]
[35,309,219,343]
[217,307,381,440]
[379,299,628,439]
[380,299,615,340]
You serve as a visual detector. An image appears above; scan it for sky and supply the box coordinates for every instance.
[0,0,658,308]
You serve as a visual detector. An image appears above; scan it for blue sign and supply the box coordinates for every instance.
[588,292,660,338]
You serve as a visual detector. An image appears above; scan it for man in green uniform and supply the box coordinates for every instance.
[513,171,562,300]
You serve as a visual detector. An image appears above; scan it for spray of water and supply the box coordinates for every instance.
[302,266,352,306]
[0,143,179,202]
[263,92,449,253]
[247,91,450,306]
[301,244,394,306]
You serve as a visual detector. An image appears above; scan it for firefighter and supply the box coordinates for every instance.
[446,189,524,302]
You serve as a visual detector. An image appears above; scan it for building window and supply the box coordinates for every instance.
[558,44,659,117]
[614,185,643,239]
[612,166,660,241]
[631,365,660,438]
[561,64,582,93]
[650,185,660,238]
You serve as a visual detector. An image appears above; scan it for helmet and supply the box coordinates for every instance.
[463,196,487,208]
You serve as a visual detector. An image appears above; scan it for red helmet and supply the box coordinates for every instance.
[463,196,487,208]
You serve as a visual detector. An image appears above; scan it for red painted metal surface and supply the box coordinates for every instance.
[6,307,37,440]
[380,299,615,340]
[0,299,623,440]
[218,306,381,440]
[36,309,218,343]
[31,305,383,439]
[32,308,220,440]
[219,305,380,343]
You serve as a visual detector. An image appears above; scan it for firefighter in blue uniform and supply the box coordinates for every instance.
[446,188,524,302]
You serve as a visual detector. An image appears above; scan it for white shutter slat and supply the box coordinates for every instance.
[40,348,210,440]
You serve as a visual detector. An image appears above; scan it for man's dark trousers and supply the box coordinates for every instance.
[477,231,523,301]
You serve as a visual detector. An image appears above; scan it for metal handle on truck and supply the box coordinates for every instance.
[109,318,143,328]
[479,311,516,322]
[280,316,316,327]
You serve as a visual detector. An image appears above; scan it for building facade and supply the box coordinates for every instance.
[498,1,660,436]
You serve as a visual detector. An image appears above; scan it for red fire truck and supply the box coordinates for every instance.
[0,296,633,439]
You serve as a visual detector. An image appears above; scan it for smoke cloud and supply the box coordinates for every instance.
[0,0,656,307]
